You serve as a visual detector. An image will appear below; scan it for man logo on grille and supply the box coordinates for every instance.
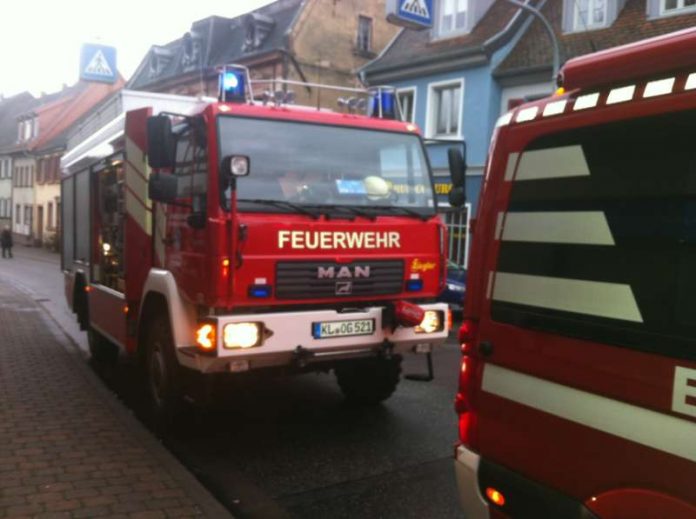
[336,281,353,295]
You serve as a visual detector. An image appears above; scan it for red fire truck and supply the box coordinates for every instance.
[453,29,696,518]
[62,69,455,422]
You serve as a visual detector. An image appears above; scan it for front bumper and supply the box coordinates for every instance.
[454,445,490,519]
[177,303,449,373]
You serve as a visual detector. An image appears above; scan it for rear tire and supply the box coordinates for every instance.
[88,328,118,366]
[335,355,402,405]
[145,314,184,429]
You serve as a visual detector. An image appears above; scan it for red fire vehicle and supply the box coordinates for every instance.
[453,29,696,518]
[62,69,456,422]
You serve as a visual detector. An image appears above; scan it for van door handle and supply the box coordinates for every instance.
[479,341,493,357]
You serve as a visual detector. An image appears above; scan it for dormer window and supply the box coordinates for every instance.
[662,0,696,14]
[573,0,607,30]
[242,14,275,52]
[436,0,468,38]
[181,32,201,71]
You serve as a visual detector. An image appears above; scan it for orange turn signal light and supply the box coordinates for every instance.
[486,487,506,507]
[195,323,216,351]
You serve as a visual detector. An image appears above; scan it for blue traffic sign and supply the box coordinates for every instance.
[80,44,117,84]
[386,0,433,30]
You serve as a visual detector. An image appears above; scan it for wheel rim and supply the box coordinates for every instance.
[149,342,167,408]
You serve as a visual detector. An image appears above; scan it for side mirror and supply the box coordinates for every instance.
[147,116,175,169]
[148,174,178,203]
[448,146,467,208]
[448,186,466,208]
[448,146,467,187]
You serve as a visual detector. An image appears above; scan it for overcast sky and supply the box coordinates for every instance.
[0,0,275,98]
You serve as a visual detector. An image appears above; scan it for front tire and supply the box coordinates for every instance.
[335,355,402,405]
[145,314,184,428]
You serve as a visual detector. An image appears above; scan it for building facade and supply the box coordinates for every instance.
[494,0,696,112]
[362,0,541,267]
[0,93,38,229]
[127,0,399,109]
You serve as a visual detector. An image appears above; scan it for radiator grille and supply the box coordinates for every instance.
[276,260,404,299]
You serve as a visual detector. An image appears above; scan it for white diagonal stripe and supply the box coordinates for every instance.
[516,145,589,181]
[482,364,696,463]
[503,152,519,181]
[493,272,643,322]
[502,211,615,245]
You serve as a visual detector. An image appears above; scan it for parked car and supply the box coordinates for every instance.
[439,260,466,309]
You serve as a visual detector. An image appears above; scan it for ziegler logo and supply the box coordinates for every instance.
[317,266,371,279]
[411,258,436,273]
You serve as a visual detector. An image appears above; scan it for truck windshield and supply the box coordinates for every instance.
[218,116,436,216]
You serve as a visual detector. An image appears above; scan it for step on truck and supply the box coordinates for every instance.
[452,28,696,519]
[61,67,459,423]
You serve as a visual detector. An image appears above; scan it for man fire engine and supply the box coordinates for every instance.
[62,67,456,423]
[452,29,696,518]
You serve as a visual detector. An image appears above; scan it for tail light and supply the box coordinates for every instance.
[455,318,480,449]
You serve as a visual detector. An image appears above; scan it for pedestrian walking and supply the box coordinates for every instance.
[1,226,13,258]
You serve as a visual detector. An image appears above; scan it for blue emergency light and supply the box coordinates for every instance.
[368,86,399,120]
[219,65,249,103]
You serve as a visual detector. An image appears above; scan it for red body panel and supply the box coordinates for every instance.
[88,286,127,346]
[460,31,696,518]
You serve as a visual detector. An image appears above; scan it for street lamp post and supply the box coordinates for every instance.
[505,0,560,85]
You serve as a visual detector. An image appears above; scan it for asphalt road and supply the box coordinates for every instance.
[1,245,465,518]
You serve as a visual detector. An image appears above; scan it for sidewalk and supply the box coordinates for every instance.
[0,277,232,518]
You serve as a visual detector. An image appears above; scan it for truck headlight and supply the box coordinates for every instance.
[415,310,444,334]
[223,322,262,349]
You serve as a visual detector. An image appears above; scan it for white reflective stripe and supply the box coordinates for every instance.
[516,106,538,123]
[493,272,643,322]
[574,93,599,110]
[495,212,505,240]
[543,99,566,117]
[643,77,675,98]
[672,367,696,419]
[686,73,696,91]
[482,364,696,463]
[516,145,590,181]
[496,112,513,127]
[503,152,519,181]
[502,211,615,245]
[607,85,636,105]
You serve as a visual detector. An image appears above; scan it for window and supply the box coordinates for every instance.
[15,204,20,224]
[437,0,468,37]
[47,202,53,229]
[357,16,373,54]
[397,88,416,123]
[24,205,31,229]
[428,81,462,138]
[662,0,696,13]
[573,0,607,30]
[493,109,696,361]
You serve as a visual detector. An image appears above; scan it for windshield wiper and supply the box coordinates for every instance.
[362,205,432,221]
[304,204,376,220]
[237,199,320,219]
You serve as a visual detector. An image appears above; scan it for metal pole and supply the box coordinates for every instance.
[505,0,560,85]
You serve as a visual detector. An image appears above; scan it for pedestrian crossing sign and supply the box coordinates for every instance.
[386,0,433,30]
[80,44,117,83]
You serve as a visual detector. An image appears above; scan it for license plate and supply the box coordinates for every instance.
[312,319,375,339]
